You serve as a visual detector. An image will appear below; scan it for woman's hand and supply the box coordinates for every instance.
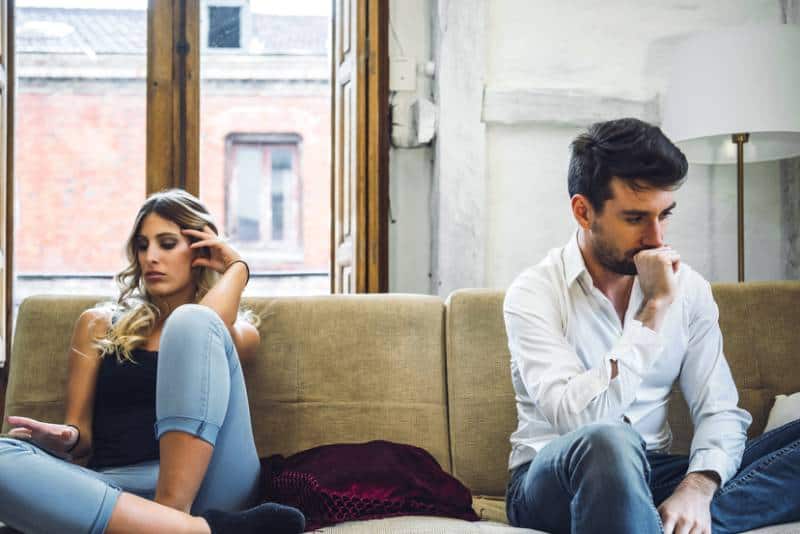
[182,226,241,274]
[6,415,78,458]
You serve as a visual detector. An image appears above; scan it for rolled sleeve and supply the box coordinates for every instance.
[688,448,738,487]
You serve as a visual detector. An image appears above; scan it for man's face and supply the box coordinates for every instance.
[587,177,676,275]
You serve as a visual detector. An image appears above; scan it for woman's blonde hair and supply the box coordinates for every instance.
[94,188,258,362]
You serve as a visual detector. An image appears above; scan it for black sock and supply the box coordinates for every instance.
[202,502,306,534]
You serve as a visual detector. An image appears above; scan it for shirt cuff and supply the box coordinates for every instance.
[610,319,664,378]
[688,448,736,487]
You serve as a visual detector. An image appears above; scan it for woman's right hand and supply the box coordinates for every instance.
[6,415,78,458]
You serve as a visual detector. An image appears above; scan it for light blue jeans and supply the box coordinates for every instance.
[507,419,800,534]
[0,304,261,534]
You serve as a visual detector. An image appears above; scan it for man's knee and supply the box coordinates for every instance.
[568,422,648,481]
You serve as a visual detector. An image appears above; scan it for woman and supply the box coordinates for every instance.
[0,189,304,534]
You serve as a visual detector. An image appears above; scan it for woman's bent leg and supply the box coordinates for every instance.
[106,493,210,534]
[0,438,120,534]
[154,304,261,515]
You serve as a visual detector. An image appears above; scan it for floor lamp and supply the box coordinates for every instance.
[661,25,800,282]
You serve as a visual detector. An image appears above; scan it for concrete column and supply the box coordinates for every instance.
[781,0,800,279]
[431,0,488,296]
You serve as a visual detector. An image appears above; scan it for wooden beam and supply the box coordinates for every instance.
[183,0,200,196]
[365,0,389,292]
[147,0,199,196]
[147,0,175,194]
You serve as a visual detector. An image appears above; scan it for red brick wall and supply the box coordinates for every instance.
[15,89,330,274]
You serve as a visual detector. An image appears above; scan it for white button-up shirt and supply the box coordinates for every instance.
[504,232,752,486]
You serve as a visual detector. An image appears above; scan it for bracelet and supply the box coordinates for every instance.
[225,259,250,285]
[65,424,81,453]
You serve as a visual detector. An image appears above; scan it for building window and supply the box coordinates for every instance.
[208,5,240,48]
[225,133,302,260]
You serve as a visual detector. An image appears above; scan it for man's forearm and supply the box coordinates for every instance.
[608,299,670,379]
[635,299,671,333]
[680,471,720,498]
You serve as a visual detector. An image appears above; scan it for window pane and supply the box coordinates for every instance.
[200,1,331,296]
[234,144,263,241]
[208,6,241,49]
[13,3,147,317]
[270,147,291,242]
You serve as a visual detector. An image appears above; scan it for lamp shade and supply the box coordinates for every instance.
[661,25,800,164]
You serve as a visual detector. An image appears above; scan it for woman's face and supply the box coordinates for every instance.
[135,213,196,298]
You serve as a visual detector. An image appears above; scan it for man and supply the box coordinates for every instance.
[504,118,799,534]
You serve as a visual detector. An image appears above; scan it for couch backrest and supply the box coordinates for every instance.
[3,294,453,471]
[445,282,800,497]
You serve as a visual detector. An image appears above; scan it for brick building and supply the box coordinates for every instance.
[14,5,331,301]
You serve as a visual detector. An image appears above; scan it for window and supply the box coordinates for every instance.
[225,133,302,265]
[203,1,249,51]
[208,6,240,48]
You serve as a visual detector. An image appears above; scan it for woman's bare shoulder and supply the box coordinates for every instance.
[75,307,114,339]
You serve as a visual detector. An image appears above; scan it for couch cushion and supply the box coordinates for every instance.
[3,295,108,430]
[445,283,800,497]
[242,295,450,470]
[445,290,516,497]
[4,294,452,473]
[312,516,543,533]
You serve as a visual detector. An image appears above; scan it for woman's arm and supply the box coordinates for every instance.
[63,308,108,459]
[181,227,261,363]
[6,308,106,460]
[197,260,248,327]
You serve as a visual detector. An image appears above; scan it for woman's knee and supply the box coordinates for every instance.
[163,304,223,336]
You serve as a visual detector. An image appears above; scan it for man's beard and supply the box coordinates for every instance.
[590,222,639,275]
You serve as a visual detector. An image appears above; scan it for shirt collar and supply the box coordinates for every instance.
[564,230,588,287]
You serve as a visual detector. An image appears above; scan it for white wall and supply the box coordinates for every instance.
[484,0,785,288]
[389,0,794,294]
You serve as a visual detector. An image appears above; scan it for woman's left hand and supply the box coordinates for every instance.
[183,226,241,274]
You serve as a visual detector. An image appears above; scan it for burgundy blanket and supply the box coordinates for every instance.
[261,440,480,530]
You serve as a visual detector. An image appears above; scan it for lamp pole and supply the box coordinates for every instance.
[732,133,749,282]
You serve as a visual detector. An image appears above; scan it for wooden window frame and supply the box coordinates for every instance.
[0,1,200,420]
[330,0,389,293]
[1,0,388,420]
[147,0,200,196]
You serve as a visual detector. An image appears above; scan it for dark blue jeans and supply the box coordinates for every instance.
[507,419,800,534]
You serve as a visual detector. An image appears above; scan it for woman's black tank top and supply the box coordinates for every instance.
[88,348,160,469]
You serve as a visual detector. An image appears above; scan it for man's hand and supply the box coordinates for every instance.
[634,247,680,332]
[635,246,680,304]
[658,472,719,534]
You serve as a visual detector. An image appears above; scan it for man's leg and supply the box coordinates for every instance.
[710,418,800,534]
[506,422,661,534]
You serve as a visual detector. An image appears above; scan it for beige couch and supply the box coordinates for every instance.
[3,283,800,533]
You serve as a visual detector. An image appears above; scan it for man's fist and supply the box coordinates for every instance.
[634,246,680,306]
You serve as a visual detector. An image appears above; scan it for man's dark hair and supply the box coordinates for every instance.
[568,118,688,212]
